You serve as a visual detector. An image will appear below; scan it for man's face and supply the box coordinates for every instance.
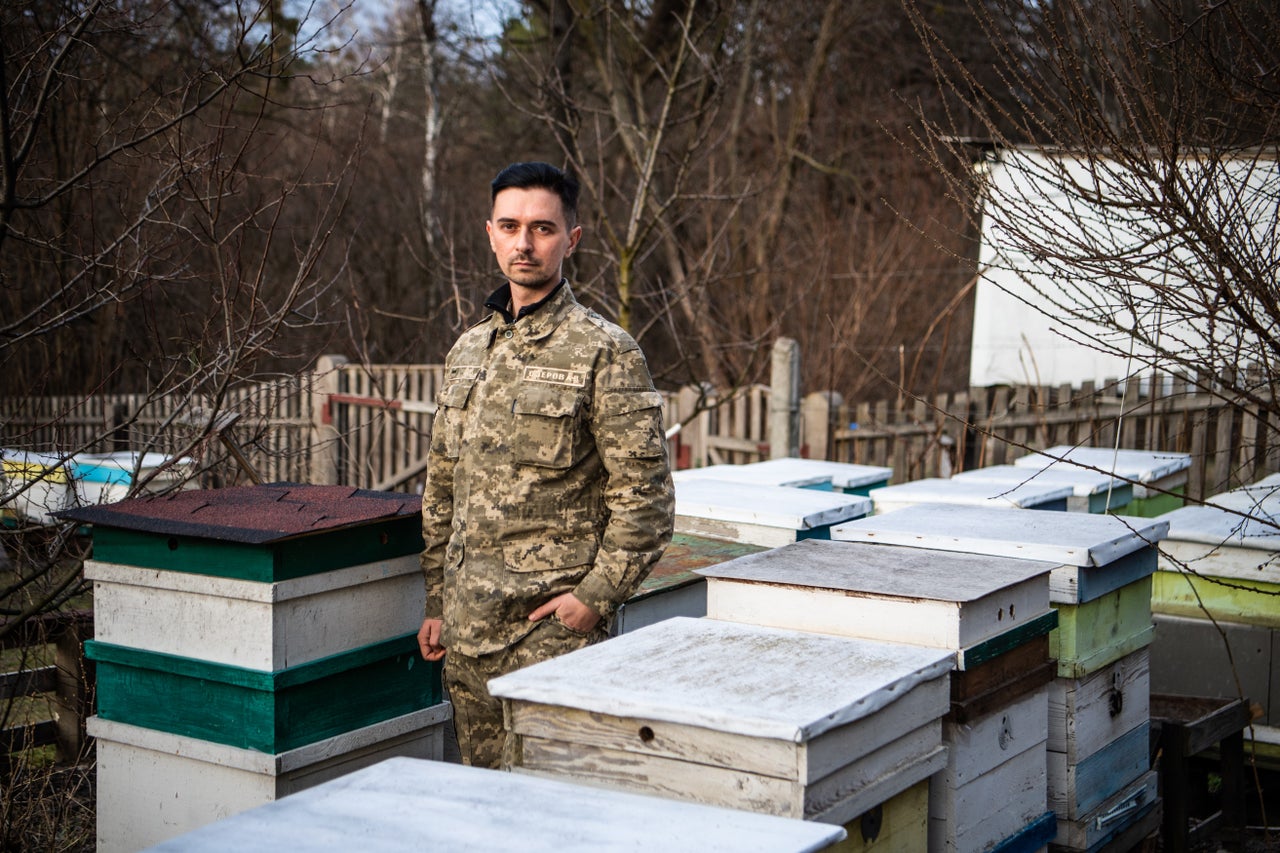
[487,187,582,293]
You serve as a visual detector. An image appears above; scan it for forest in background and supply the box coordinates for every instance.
[2,0,1276,412]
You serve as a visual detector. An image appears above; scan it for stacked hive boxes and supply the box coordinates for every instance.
[834,504,1168,851]
[673,478,872,547]
[697,539,1059,853]
[489,616,953,845]
[61,484,448,852]
[1151,481,1280,762]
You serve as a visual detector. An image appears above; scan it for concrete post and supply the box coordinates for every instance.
[769,338,801,460]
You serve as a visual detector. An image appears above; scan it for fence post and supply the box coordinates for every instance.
[802,392,839,461]
[53,611,93,764]
[769,338,801,459]
[311,354,349,485]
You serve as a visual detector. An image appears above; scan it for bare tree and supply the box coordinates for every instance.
[0,3,364,837]
[903,0,1280,487]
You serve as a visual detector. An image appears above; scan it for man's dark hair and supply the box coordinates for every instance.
[490,162,580,226]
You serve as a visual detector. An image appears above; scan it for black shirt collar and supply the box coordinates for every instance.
[485,279,566,324]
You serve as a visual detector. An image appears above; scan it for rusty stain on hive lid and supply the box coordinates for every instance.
[59,482,421,544]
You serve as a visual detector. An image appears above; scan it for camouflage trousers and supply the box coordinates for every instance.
[444,614,608,770]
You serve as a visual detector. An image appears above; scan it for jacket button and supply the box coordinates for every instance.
[504,330,514,339]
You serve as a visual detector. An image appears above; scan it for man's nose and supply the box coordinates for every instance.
[515,227,535,252]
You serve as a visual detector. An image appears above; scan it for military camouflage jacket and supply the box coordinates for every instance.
[420,282,675,656]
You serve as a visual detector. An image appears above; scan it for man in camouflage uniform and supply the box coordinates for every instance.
[417,162,675,769]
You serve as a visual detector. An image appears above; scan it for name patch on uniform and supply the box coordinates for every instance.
[523,367,587,386]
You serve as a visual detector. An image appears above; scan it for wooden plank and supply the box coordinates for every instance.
[1052,576,1153,677]
[1048,648,1150,763]
[1047,722,1151,818]
[0,665,57,702]
[520,735,806,817]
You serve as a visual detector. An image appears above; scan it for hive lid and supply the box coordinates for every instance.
[832,503,1167,566]
[674,479,872,529]
[695,538,1054,601]
[488,616,953,743]
[57,482,420,544]
[1013,446,1191,482]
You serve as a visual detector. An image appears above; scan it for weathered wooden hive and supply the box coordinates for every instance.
[488,616,953,836]
[672,478,872,547]
[833,503,1169,851]
[61,483,448,853]
[697,538,1060,853]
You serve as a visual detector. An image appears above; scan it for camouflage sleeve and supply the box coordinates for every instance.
[572,346,675,618]
[419,406,455,621]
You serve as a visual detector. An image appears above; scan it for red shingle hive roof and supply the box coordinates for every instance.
[59,482,422,544]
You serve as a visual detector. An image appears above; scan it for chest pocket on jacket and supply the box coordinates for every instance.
[511,384,583,468]
[435,366,480,459]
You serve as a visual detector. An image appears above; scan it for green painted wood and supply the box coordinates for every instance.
[1152,570,1280,628]
[89,517,424,582]
[86,634,442,753]
[1123,486,1186,518]
[959,610,1059,670]
[1051,576,1153,678]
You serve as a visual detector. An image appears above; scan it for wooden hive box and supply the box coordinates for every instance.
[696,539,1056,670]
[674,478,872,547]
[691,539,1058,852]
[488,617,954,826]
[86,554,426,670]
[867,478,1072,515]
[89,707,450,853]
[86,634,442,753]
[950,464,1133,514]
[1051,577,1153,678]
[1013,446,1190,517]
[611,533,766,636]
[142,757,849,853]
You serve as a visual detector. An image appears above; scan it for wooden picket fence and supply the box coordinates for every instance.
[2,359,1275,503]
